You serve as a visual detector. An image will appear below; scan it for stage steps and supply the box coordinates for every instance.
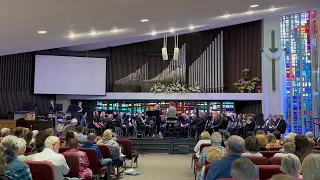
[128,138,197,154]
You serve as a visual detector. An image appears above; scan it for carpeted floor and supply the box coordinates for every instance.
[121,153,194,180]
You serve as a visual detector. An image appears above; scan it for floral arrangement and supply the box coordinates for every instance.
[233,68,261,93]
[150,81,202,93]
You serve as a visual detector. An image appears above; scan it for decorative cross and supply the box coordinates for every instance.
[268,30,278,91]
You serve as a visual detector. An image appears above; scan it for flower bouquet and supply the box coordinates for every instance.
[233,69,261,93]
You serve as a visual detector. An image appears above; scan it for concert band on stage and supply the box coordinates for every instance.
[48,100,287,138]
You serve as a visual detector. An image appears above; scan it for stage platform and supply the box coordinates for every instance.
[125,138,197,154]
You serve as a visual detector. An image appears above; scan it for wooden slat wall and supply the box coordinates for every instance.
[235,101,262,114]
[0,53,55,114]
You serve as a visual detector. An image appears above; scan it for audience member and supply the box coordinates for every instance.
[194,131,211,158]
[63,125,77,137]
[294,135,312,159]
[13,127,24,138]
[273,142,296,157]
[280,153,302,179]
[16,138,34,161]
[1,135,32,179]
[270,174,296,180]
[64,138,92,180]
[206,135,247,180]
[199,132,226,166]
[307,137,315,148]
[279,133,297,153]
[33,136,71,180]
[197,147,223,180]
[301,153,320,180]
[242,136,263,157]
[80,133,112,167]
[0,128,11,141]
[305,131,314,139]
[31,131,50,153]
[30,130,39,146]
[255,129,266,135]
[273,131,283,145]
[45,128,55,136]
[62,132,75,147]
[266,133,281,148]
[256,134,268,151]
[231,157,256,180]
[76,125,87,142]
[221,132,231,147]
[24,131,33,147]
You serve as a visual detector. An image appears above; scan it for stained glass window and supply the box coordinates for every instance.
[280,10,318,134]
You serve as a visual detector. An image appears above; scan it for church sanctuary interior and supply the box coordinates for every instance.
[1,1,320,180]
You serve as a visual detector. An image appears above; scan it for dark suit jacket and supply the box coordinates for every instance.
[197,116,206,133]
[48,103,56,113]
[218,118,229,129]
[276,119,287,134]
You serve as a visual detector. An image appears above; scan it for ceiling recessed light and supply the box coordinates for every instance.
[250,4,259,8]
[38,30,47,34]
[89,31,98,36]
[111,28,119,33]
[151,31,157,36]
[246,10,254,14]
[141,19,149,22]
[169,28,175,33]
[223,14,231,18]
[269,7,277,11]
[189,25,195,30]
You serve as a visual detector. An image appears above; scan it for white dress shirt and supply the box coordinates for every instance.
[194,139,211,158]
[33,148,70,180]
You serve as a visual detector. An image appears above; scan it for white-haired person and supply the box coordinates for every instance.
[34,136,78,180]
[199,132,226,166]
[16,138,35,162]
[97,129,124,173]
[301,153,320,180]
[0,128,11,142]
[273,142,296,158]
[194,131,211,158]
[231,157,257,180]
[279,132,297,153]
[0,135,32,179]
[281,153,302,179]
[305,131,314,139]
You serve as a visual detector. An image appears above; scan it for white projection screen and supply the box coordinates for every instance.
[34,55,106,95]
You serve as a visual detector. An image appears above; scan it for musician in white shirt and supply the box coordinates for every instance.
[33,136,72,180]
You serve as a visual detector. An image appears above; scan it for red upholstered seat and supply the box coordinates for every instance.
[63,153,80,178]
[246,156,269,165]
[269,157,282,166]
[260,151,278,159]
[204,164,211,180]
[117,139,138,168]
[25,161,55,180]
[313,146,320,150]
[79,148,109,179]
[269,147,282,151]
[96,144,111,159]
[24,151,37,156]
[59,147,70,154]
[200,143,211,152]
[25,146,32,153]
[257,165,281,180]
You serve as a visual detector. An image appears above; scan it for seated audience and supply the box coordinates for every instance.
[80,133,112,167]
[301,153,320,180]
[281,153,302,179]
[24,131,33,147]
[194,131,211,158]
[0,128,11,142]
[305,131,314,139]
[256,134,268,151]
[199,132,226,166]
[76,125,87,142]
[221,132,231,148]
[63,124,77,137]
[231,157,257,180]
[270,174,296,180]
[1,135,32,179]
[16,138,35,161]
[97,129,124,171]
[273,131,283,145]
[266,133,281,148]
[13,127,24,138]
[206,135,247,179]
[62,132,75,147]
[34,136,71,180]
[64,138,93,180]
[45,128,55,136]
[242,135,263,157]
[30,130,39,146]
[197,147,223,180]
[32,131,50,152]
[255,129,266,135]
[307,137,315,148]
[279,133,297,153]
[274,142,296,157]
[294,135,312,159]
